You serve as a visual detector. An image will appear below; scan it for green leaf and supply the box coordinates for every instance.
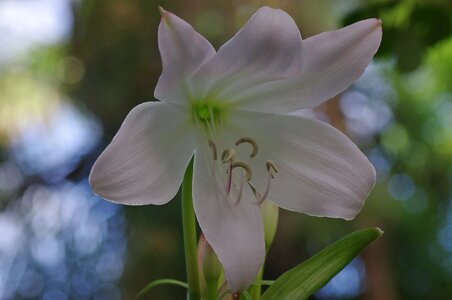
[240,291,253,300]
[135,279,188,298]
[261,227,383,300]
[252,280,274,286]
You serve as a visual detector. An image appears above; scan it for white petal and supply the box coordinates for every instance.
[154,8,215,102]
[90,102,196,205]
[233,19,382,113]
[192,149,265,292]
[229,111,376,220]
[190,6,302,99]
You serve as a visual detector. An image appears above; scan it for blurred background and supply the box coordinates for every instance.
[0,0,451,299]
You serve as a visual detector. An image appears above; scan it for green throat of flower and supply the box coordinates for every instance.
[191,100,226,128]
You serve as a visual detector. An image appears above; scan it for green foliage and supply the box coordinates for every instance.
[427,37,452,92]
[344,0,452,72]
[261,228,383,300]
[135,278,188,298]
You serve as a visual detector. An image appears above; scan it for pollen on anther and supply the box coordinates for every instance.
[235,137,259,158]
[231,161,252,181]
[221,149,235,163]
[266,160,278,178]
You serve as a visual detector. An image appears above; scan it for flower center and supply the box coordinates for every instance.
[191,100,225,127]
[191,100,277,207]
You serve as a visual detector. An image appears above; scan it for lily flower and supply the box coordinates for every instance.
[89,6,382,292]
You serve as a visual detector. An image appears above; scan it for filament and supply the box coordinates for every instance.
[255,174,271,205]
[266,160,278,178]
[230,175,244,207]
[225,160,232,194]
[208,140,217,160]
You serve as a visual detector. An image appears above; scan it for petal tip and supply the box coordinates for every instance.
[158,6,173,22]
[258,5,272,10]
[257,5,290,17]
[158,6,166,16]
[359,18,382,35]
[368,18,382,26]
[88,165,105,199]
[370,18,383,33]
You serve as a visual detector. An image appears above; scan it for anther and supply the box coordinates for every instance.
[266,160,278,178]
[221,149,235,163]
[208,140,217,160]
[231,162,252,181]
[235,137,259,158]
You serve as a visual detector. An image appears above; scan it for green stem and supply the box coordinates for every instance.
[205,281,218,300]
[182,160,201,300]
[248,265,264,299]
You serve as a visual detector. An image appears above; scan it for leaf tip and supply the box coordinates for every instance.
[375,227,384,236]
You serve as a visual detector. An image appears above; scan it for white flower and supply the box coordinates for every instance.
[89,7,382,292]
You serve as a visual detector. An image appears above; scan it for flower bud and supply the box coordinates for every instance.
[198,234,222,298]
[260,200,279,250]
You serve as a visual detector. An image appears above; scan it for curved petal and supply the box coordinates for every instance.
[155,8,215,102]
[192,148,265,292]
[90,102,196,205]
[233,19,382,113]
[190,6,302,100]
[229,110,376,220]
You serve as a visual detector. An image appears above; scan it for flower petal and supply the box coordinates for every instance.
[90,102,196,205]
[192,149,265,292]
[229,110,376,220]
[190,6,302,99]
[233,19,382,113]
[154,8,215,102]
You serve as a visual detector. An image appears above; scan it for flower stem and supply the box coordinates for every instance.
[182,159,201,300]
[248,265,264,299]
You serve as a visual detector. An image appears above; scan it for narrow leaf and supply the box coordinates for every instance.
[261,227,383,300]
[253,280,274,286]
[135,278,188,298]
[241,291,253,300]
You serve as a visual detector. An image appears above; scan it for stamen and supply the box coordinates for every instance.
[208,106,217,139]
[231,162,252,181]
[208,140,217,160]
[246,181,266,205]
[225,160,232,194]
[235,137,259,158]
[246,162,278,205]
[230,178,244,207]
[266,160,278,178]
[221,149,235,163]
[255,174,271,205]
[247,182,257,195]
